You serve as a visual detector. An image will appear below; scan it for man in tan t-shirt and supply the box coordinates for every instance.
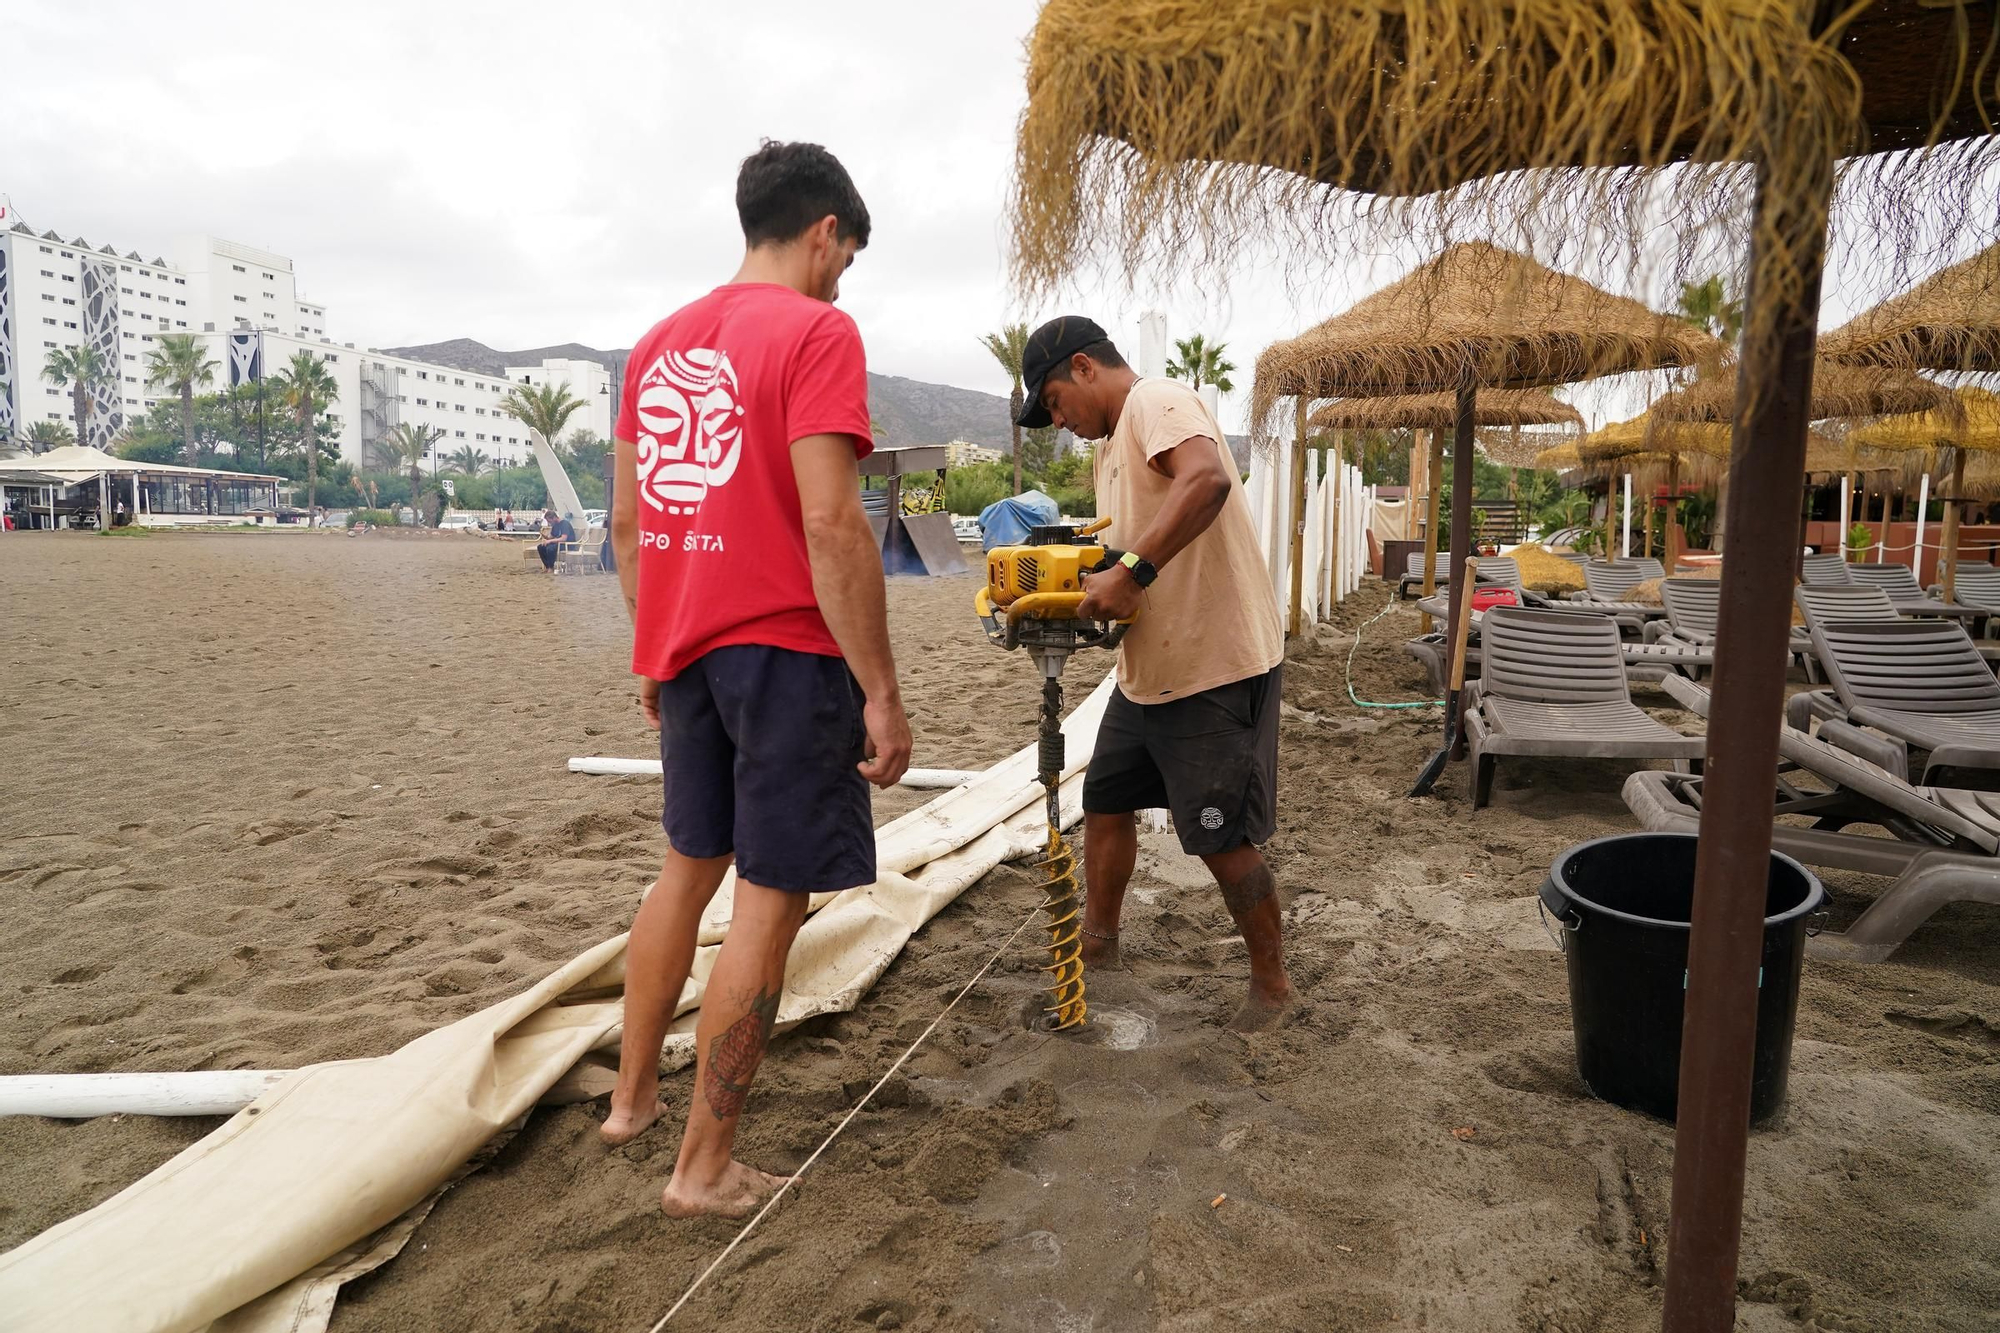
[1016,316,1291,1029]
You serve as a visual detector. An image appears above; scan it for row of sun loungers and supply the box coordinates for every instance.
[1626,676,2000,964]
[1397,559,2000,958]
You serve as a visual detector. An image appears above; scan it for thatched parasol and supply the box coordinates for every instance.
[1477,425,1582,470]
[1308,390,1582,584]
[1821,241,2000,376]
[1011,5,1999,1321]
[1257,242,1719,636]
[1851,388,2000,595]
[1533,441,1581,472]
[1307,388,1581,434]
[1649,359,1961,425]
[1254,242,1716,422]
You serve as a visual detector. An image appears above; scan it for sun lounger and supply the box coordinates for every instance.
[1397,551,1454,599]
[1931,565,2000,623]
[1648,577,1815,677]
[1624,675,2000,962]
[1806,613,2000,786]
[1460,606,1704,808]
[1556,560,1666,634]
[1801,551,1854,585]
[1844,562,1985,623]
[1791,584,2000,731]
[1410,594,1710,687]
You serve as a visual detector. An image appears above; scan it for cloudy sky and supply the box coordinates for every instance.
[7,1,1988,435]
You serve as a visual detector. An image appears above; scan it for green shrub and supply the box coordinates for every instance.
[348,508,397,528]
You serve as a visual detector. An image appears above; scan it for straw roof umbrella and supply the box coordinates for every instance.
[1307,384,1584,616]
[1011,6,1998,1324]
[1821,241,2000,377]
[1533,441,1581,472]
[1307,388,1582,433]
[1825,248,2000,595]
[1477,425,1581,470]
[1256,241,1718,646]
[1649,360,1961,426]
[1851,388,2000,595]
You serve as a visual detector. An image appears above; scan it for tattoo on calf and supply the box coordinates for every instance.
[703,987,781,1121]
[1218,864,1277,919]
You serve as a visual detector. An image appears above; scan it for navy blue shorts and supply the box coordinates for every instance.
[1082,666,1281,856]
[657,644,876,893]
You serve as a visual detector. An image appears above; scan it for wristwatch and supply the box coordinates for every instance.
[1119,550,1159,588]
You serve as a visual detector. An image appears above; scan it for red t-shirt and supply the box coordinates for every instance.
[615,283,874,680]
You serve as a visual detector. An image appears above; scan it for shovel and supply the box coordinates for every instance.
[1409,558,1480,798]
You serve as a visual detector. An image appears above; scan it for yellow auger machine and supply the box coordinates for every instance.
[974,516,1133,1031]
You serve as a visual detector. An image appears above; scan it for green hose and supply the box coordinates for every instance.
[1346,599,1445,710]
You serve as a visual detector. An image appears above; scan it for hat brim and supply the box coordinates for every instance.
[1016,375,1053,429]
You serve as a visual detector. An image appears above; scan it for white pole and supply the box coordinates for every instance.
[1913,473,1931,577]
[0,1070,292,1119]
[1622,473,1633,558]
[1837,481,1851,559]
[567,757,978,790]
[98,473,108,530]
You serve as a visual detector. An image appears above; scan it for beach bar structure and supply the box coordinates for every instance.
[1013,3,1998,1328]
[0,445,282,529]
[860,444,968,576]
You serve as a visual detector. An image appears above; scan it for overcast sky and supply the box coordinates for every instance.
[8,1,1989,436]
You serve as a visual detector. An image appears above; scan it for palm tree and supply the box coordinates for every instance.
[498,381,585,452]
[144,334,219,465]
[269,351,340,518]
[1676,276,1744,346]
[383,422,445,525]
[26,419,76,453]
[40,345,113,449]
[448,445,491,477]
[979,322,1029,495]
[1166,335,1237,394]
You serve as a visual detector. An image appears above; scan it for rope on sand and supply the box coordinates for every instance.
[646,899,1047,1329]
[1347,599,1444,711]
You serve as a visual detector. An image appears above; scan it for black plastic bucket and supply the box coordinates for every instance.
[1538,833,1824,1124]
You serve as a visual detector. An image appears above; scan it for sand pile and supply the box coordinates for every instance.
[1509,543,1586,594]
[2,533,1996,1331]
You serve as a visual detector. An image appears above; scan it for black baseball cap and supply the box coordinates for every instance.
[1016,315,1111,429]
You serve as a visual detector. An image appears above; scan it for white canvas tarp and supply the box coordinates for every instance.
[0,678,1114,1333]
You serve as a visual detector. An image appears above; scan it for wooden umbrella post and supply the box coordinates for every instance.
[1288,399,1309,636]
[1666,454,1682,568]
[1643,481,1656,562]
[1662,146,1834,1333]
[1443,379,1477,756]
[1420,428,1444,632]
[1943,446,1965,600]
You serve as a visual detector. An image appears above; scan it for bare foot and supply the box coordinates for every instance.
[661,1159,795,1219]
[1080,931,1122,970]
[1227,986,1294,1033]
[599,1097,669,1146]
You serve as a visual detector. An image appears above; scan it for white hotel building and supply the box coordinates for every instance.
[0,210,610,469]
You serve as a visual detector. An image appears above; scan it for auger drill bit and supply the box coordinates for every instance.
[1036,674,1087,1030]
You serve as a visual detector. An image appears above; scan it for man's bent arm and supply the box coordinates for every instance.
[792,434,899,701]
[1127,435,1234,567]
[612,434,641,623]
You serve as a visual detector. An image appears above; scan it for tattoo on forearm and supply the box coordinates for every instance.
[1218,864,1277,919]
[703,987,781,1121]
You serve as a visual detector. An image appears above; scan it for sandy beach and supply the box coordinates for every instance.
[2,530,1997,1332]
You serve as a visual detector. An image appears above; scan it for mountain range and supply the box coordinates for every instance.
[383,337,1251,465]
[383,338,1030,452]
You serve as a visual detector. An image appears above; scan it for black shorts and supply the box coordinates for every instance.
[657,644,875,893]
[1082,666,1281,856]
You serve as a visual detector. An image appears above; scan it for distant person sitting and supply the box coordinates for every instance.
[537,508,575,571]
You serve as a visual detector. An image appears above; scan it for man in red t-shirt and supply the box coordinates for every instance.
[601,140,911,1219]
